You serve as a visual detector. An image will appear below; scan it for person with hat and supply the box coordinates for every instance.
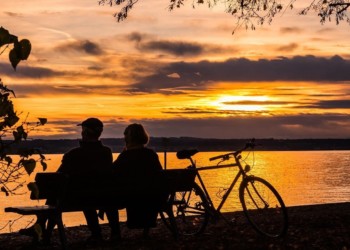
[55,117,120,244]
[56,117,120,243]
[19,118,120,245]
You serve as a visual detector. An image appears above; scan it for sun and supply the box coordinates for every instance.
[212,95,269,111]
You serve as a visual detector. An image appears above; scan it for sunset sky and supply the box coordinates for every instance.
[1,0,350,139]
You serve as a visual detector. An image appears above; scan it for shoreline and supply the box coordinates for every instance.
[10,138,350,154]
[0,202,349,249]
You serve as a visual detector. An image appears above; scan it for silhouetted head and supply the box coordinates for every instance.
[77,117,103,141]
[124,123,149,149]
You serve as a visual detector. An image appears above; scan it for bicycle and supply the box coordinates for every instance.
[160,139,288,238]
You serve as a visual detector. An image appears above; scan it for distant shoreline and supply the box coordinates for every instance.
[6,138,350,154]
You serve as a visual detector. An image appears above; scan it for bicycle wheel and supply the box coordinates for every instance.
[239,176,288,238]
[160,182,209,236]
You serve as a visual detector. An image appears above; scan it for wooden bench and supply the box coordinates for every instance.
[4,169,196,249]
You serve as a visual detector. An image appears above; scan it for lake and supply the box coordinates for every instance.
[1,150,349,233]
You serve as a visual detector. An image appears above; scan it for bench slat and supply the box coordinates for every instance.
[5,205,56,215]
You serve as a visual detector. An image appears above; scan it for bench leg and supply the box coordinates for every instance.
[162,204,179,240]
[168,210,179,239]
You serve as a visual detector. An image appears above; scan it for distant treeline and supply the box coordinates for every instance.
[4,137,350,154]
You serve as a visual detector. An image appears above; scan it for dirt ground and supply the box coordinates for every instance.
[0,202,349,250]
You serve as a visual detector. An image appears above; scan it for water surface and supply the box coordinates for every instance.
[1,151,349,233]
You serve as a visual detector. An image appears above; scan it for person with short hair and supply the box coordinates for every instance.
[113,123,163,238]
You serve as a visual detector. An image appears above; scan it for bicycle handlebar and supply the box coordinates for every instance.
[209,139,256,161]
[209,152,233,161]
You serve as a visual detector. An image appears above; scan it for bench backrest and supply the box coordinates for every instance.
[31,172,67,200]
[30,169,196,210]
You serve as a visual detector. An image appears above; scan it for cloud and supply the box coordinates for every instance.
[276,43,299,52]
[222,100,290,105]
[11,83,123,97]
[56,40,104,55]
[33,114,350,139]
[280,27,302,34]
[4,12,22,17]
[0,63,63,78]
[140,40,204,56]
[114,114,350,139]
[128,55,350,93]
[126,32,234,56]
[304,100,350,109]
[0,63,119,80]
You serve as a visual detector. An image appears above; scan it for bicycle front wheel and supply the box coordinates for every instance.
[160,182,209,236]
[239,176,288,238]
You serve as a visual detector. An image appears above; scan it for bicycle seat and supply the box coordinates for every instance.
[176,149,199,159]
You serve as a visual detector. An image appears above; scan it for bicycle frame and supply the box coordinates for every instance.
[187,150,250,216]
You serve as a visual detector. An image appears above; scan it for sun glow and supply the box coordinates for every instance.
[213,95,269,111]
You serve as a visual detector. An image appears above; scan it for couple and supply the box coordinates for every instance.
[22,118,162,244]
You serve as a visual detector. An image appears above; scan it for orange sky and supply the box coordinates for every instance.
[1,0,350,139]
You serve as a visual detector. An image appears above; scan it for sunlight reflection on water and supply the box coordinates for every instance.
[1,151,349,233]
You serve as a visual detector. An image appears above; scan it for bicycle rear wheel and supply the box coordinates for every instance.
[239,176,288,238]
[160,182,209,236]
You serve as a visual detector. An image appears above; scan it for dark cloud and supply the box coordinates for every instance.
[126,32,147,43]
[0,63,117,80]
[0,63,62,78]
[304,100,350,109]
[126,32,233,56]
[140,41,204,56]
[128,55,350,93]
[11,83,123,97]
[117,114,350,139]
[34,114,350,139]
[88,65,104,71]
[33,118,128,140]
[56,40,103,55]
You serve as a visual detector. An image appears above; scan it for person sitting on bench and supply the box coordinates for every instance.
[113,123,163,238]
[20,118,120,244]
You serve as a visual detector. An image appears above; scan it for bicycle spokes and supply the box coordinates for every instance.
[246,179,269,210]
[160,183,209,236]
[240,177,288,238]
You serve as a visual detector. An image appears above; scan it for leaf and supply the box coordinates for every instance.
[38,118,47,125]
[39,153,46,160]
[18,125,25,134]
[5,112,19,127]
[40,160,47,171]
[14,125,27,140]
[9,48,20,70]
[21,159,36,175]
[0,27,12,47]
[27,182,39,199]
[18,39,31,60]
[13,131,21,141]
[4,156,12,166]
[1,186,9,196]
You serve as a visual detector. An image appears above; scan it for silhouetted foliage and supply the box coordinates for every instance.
[99,0,350,33]
[0,28,46,197]
[0,27,31,70]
